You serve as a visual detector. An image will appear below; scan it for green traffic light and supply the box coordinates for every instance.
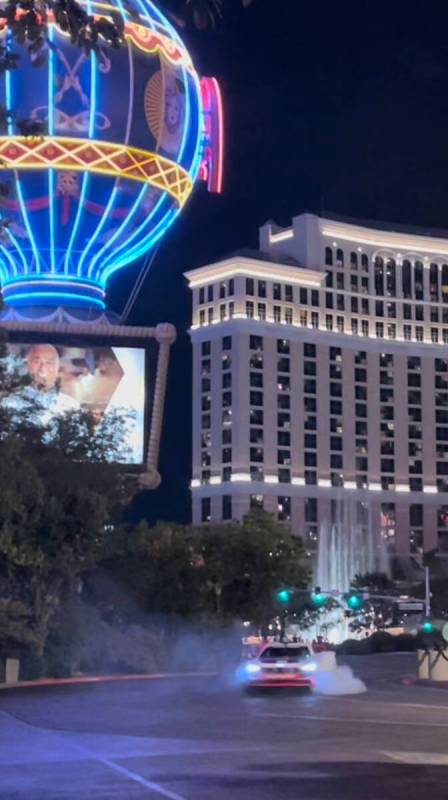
[422,620,435,634]
[277,589,291,604]
[311,592,326,607]
[347,593,363,611]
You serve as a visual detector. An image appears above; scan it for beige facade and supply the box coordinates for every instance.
[185,213,448,557]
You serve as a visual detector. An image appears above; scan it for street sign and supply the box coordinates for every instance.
[398,602,424,611]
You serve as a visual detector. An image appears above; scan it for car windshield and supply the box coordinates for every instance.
[260,646,310,661]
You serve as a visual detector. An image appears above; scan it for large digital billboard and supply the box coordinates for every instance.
[1,342,146,464]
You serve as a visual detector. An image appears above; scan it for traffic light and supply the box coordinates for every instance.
[346,591,363,611]
[311,586,326,607]
[421,618,435,634]
[277,589,292,604]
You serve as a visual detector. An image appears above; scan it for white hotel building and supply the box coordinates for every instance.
[185,213,448,558]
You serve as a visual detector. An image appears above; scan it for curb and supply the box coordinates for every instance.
[0,671,219,691]
[401,676,448,688]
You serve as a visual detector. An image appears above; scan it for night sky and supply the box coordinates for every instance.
[109,0,448,524]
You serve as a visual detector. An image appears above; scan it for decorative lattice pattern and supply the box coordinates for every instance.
[0,137,193,206]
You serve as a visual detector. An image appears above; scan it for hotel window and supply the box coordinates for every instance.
[222,391,232,408]
[220,304,226,321]
[250,335,263,350]
[222,352,231,370]
[201,498,211,522]
[278,412,290,429]
[222,495,232,521]
[300,287,308,304]
[415,305,424,321]
[278,496,291,522]
[201,341,211,356]
[304,360,316,376]
[432,328,439,343]
[250,467,264,481]
[207,308,214,324]
[201,377,211,393]
[278,394,291,409]
[222,373,232,389]
[219,282,226,299]
[414,261,424,300]
[258,303,266,320]
[402,260,412,299]
[311,312,319,328]
[250,391,263,406]
[250,428,263,444]
[376,322,384,338]
[222,409,232,424]
[201,451,211,467]
[403,304,412,320]
[351,296,359,313]
[278,376,290,392]
[330,362,342,379]
[431,307,439,322]
[326,293,334,310]
[278,357,290,373]
[387,324,396,339]
[278,450,291,465]
[336,248,344,266]
[202,414,211,429]
[278,338,290,354]
[222,447,232,463]
[299,310,308,326]
[361,254,368,271]
[246,301,254,318]
[273,283,282,300]
[361,320,369,336]
[199,310,205,325]
[336,272,345,290]
[311,290,319,306]
[273,305,281,322]
[279,468,291,483]
[285,285,293,302]
[222,335,232,350]
[258,280,266,298]
[228,279,234,296]
[222,428,232,444]
[250,351,263,369]
[250,372,263,388]
[229,301,234,318]
[416,326,424,342]
[278,431,291,446]
[285,307,293,324]
[337,316,344,332]
[304,343,316,357]
[350,251,358,269]
[404,324,412,340]
[374,257,384,295]
[250,447,264,463]
[250,494,264,508]
[376,300,384,317]
[361,298,369,314]
[325,247,333,266]
[207,285,214,302]
[386,259,396,296]
[429,264,439,303]
[202,432,211,448]
[251,409,264,425]
[202,395,211,412]
[246,277,255,296]
[199,287,205,304]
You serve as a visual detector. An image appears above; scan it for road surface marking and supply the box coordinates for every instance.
[71,745,188,800]
[383,751,448,765]
[255,712,448,728]
[323,697,448,712]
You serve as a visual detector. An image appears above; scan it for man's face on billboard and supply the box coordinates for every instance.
[27,345,60,392]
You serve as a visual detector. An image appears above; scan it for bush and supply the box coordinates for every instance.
[336,631,418,655]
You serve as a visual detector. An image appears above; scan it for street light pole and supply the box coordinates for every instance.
[425,565,431,619]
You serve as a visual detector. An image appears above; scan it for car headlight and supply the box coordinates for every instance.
[245,662,262,674]
[300,661,317,673]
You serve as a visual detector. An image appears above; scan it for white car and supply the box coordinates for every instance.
[239,642,316,692]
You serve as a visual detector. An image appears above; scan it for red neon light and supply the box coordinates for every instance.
[200,77,224,194]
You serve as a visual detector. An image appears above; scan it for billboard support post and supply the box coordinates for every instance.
[140,323,176,490]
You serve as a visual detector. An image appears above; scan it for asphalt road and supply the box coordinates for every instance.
[1,653,448,799]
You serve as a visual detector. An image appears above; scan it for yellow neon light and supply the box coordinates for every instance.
[0,9,195,72]
[0,136,192,206]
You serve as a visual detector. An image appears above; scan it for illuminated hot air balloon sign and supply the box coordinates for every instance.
[0,0,223,319]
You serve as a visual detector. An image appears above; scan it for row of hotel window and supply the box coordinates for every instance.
[198,305,448,343]
[199,338,448,491]
[199,496,448,554]
[197,257,448,308]
[325,248,448,300]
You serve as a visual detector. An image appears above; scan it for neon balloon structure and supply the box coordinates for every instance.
[0,0,223,319]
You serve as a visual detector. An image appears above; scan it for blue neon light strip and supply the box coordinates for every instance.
[5,290,105,308]
[88,185,148,280]
[48,27,56,273]
[5,40,41,274]
[102,206,177,282]
[100,191,166,276]
[64,42,97,274]
[80,185,118,281]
